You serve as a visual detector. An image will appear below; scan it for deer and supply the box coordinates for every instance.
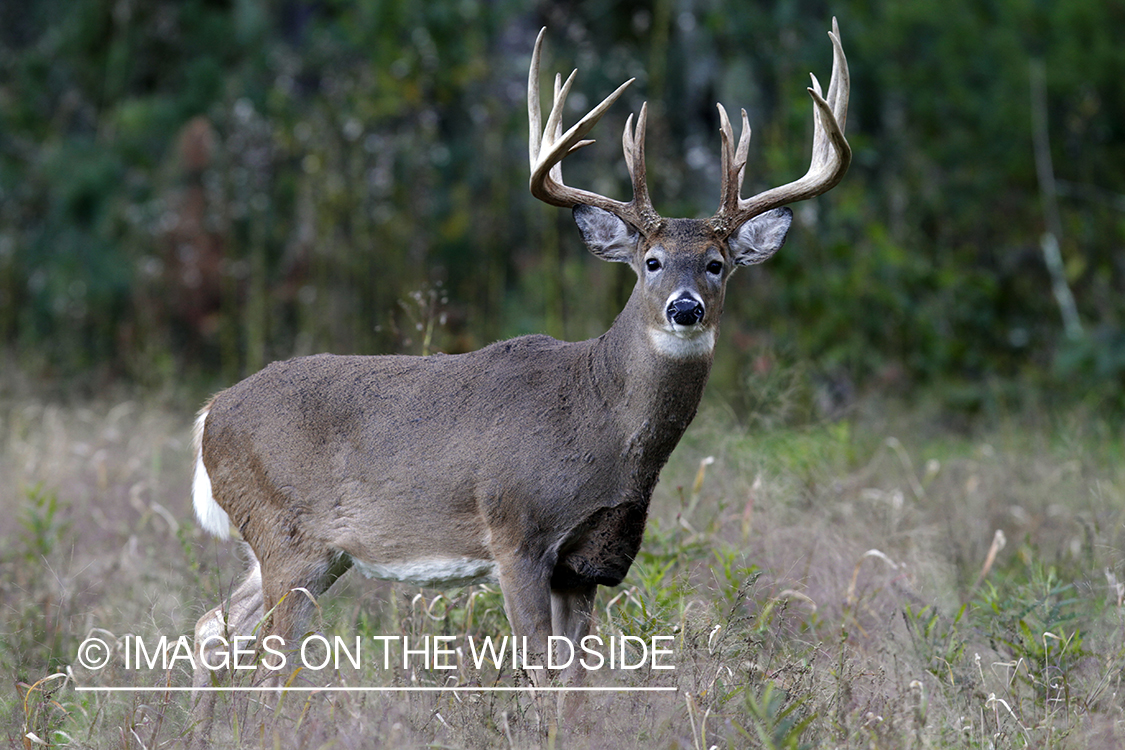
[189,19,849,740]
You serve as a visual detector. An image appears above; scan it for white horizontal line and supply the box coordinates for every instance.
[76,685,678,693]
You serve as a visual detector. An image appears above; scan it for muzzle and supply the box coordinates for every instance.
[667,294,705,327]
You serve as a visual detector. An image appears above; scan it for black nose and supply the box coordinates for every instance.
[667,296,705,326]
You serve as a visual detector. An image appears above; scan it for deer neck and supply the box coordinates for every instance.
[589,286,714,465]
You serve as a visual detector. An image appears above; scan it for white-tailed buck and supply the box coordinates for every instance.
[191,19,849,738]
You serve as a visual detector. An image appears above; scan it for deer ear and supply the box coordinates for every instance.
[729,207,793,266]
[573,204,639,263]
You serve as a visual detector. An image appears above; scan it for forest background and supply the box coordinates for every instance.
[1,0,1124,412]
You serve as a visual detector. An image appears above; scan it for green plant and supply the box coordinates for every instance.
[738,681,816,750]
[18,483,67,561]
[4,484,73,680]
[969,558,1094,741]
[903,603,968,685]
[711,547,763,615]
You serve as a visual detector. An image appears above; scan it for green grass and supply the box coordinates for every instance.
[3,387,1125,747]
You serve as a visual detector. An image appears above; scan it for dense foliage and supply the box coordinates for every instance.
[1,0,1123,408]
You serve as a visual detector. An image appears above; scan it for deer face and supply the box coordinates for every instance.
[574,204,794,358]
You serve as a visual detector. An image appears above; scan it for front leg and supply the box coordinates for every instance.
[551,585,598,723]
[550,585,597,682]
[495,554,554,686]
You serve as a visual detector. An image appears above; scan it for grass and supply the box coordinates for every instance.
[3,382,1125,748]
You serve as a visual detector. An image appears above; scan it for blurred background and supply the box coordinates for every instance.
[1,0,1122,416]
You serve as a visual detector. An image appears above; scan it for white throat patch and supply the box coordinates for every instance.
[648,327,716,359]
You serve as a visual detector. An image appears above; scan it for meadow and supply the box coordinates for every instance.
[3,378,1125,748]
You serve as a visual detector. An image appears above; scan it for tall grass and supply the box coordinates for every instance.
[3,382,1125,747]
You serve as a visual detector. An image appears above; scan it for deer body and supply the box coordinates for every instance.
[191,21,849,742]
[198,296,711,595]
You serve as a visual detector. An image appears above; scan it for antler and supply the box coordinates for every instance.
[709,17,851,235]
[528,28,664,235]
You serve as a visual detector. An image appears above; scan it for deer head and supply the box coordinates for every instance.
[527,21,849,357]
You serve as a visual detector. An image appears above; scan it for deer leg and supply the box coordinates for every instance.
[495,555,554,684]
[492,553,557,738]
[192,546,349,745]
[191,552,265,747]
[256,549,352,675]
[550,585,597,723]
[550,585,597,681]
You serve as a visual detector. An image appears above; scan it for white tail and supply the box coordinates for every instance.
[191,408,228,540]
[190,21,850,742]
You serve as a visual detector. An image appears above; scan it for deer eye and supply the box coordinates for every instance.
[707,260,723,275]
[645,258,662,272]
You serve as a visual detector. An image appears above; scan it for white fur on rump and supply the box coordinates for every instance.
[192,408,232,540]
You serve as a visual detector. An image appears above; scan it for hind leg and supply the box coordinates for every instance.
[255,548,352,663]
[191,547,351,745]
[191,554,265,747]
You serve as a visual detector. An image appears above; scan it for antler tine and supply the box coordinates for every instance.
[528,32,589,181]
[527,28,547,170]
[735,108,752,176]
[709,18,851,234]
[826,17,849,130]
[622,112,636,176]
[621,103,659,228]
[716,104,734,208]
[527,28,662,233]
[716,104,752,215]
[806,21,850,176]
[543,70,579,161]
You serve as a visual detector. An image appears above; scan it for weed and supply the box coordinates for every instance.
[902,603,968,686]
[739,681,816,750]
[17,483,67,561]
[6,395,1125,747]
[17,672,71,748]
